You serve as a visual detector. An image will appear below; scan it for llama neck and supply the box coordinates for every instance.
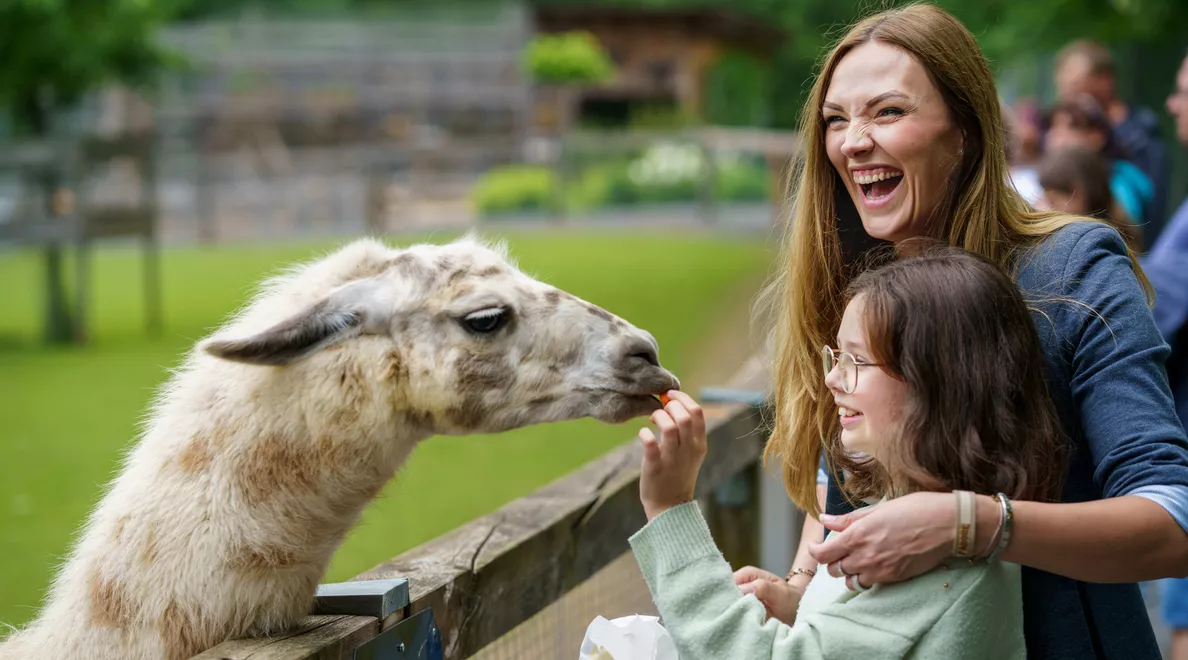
[210,423,425,570]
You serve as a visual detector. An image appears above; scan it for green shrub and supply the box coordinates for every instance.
[472,165,557,216]
[523,31,613,85]
[716,158,771,202]
[472,148,771,218]
[619,141,703,204]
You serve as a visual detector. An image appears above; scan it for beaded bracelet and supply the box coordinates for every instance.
[786,567,816,581]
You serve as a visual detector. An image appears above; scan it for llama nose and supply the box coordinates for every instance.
[621,331,660,368]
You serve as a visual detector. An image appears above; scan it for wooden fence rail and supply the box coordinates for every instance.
[196,363,772,659]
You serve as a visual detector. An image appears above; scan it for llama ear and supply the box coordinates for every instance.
[203,279,389,366]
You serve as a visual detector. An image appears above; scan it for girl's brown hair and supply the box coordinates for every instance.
[833,245,1066,502]
[759,3,1151,516]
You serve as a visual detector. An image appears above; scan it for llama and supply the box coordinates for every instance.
[0,235,679,660]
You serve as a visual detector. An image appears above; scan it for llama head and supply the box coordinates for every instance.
[199,235,680,435]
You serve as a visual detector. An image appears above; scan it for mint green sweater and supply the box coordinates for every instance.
[629,502,1025,659]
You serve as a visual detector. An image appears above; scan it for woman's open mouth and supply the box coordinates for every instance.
[853,168,903,207]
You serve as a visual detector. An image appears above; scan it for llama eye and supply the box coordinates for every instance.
[461,308,509,335]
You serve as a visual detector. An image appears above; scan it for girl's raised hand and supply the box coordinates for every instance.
[638,390,707,521]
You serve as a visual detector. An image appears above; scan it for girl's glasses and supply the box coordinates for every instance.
[821,346,883,394]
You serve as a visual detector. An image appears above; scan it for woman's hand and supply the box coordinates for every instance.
[808,491,955,588]
[638,391,706,521]
[733,566,805,625]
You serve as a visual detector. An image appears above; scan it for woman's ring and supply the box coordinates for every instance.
[846,574,871,592]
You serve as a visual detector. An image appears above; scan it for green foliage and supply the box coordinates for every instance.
[0,232,771,627]
[627,103,698,130]
[0,0,181,134]
[702,50,771,127]
[523,30,614,85]
[473,144,770,217]
[170,0,507,20]
[716,157,772,201]
[604,143,769,205]
[471,165,558,216]
[536,0,1188,129]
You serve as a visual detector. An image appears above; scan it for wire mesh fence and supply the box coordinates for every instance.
[469,547,659,659]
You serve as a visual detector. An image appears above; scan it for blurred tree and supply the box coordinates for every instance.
[0,0,177,344]
[0,0,178,137]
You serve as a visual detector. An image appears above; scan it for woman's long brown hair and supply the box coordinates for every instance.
[832,245,1066,502]
[759,3,1151,516]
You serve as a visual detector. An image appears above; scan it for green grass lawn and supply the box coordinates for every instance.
[0,229,772,627]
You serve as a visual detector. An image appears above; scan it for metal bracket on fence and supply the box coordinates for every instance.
[698,387,767,407]
[354,608,443,660]
[313,578,443,660]
[314,578,410,619]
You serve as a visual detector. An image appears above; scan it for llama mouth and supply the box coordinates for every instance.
[604,394,665,423]
[593,391,672,423]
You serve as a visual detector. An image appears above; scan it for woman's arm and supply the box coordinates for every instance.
[981,494,1188,582]
[811,491,1188,586]
[795,502,825,571]
[1041,224,1188,577]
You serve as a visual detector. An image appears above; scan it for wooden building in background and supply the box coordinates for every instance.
[530,6,788,132]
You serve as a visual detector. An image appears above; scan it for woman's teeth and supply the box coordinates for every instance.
[852,170,902,185]
[839,407,861,417]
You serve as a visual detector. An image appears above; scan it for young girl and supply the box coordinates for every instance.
[633,247,1065,659]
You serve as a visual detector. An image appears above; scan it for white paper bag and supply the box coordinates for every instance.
[578,614,679,660]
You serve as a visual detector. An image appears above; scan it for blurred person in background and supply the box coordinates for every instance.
[1036,146,1143,253]
[1045,94,1154,239]
[1055,38,1170,242]
[1144,47,1188,660]
[1002,98,1045,206]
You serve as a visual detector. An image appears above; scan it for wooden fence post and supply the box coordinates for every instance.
[704,464,760,572]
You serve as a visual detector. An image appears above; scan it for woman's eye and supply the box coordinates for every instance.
[461,308,509,335]
[877,107,904,118]
[823,115,846,127]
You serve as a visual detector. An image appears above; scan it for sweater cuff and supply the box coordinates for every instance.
[629,501,722,578]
